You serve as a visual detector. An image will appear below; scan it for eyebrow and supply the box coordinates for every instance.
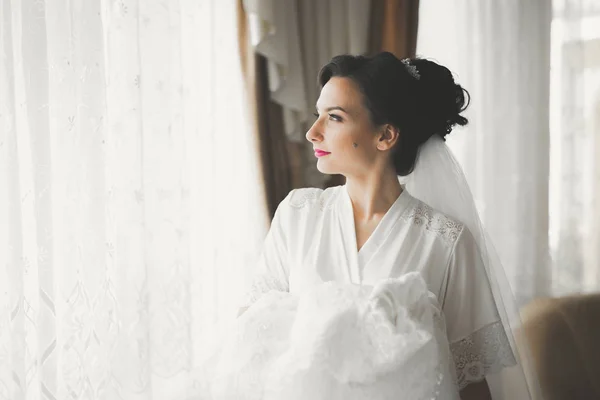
[315,105,349,114]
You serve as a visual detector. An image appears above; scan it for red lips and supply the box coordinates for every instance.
[314,149,331,157]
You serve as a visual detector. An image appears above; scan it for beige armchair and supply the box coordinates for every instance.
[521,293,600,400]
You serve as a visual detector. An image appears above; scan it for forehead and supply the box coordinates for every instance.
[317,77,364,111]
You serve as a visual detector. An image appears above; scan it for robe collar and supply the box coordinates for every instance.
[338,185,414,283]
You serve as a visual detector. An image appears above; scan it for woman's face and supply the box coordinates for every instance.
[306,77,389,177]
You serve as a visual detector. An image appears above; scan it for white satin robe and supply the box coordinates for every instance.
[241,185,516,390]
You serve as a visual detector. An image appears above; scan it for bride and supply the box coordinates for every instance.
[195,52,541,400]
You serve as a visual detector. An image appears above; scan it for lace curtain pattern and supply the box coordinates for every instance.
[0,1,267,399]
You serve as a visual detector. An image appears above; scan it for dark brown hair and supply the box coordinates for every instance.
[318,52,470,176]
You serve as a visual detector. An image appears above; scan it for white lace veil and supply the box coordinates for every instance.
[400,135,543,400]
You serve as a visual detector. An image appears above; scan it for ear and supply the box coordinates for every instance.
[376,124,400,151]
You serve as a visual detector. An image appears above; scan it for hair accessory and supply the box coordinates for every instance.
[401,58,420,80]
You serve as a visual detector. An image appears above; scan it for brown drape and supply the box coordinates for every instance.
[238,0,421,212]
[370,0,420,59]
[237,1,298,220]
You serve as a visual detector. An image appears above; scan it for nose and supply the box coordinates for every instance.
[305,118,323,143]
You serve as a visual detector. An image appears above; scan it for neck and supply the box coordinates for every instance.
[344,166,402,221]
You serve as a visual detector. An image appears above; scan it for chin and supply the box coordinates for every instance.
[316,160,339,175]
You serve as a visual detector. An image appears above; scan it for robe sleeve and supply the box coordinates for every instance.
[441,226,516,390]
[239,190,293,309]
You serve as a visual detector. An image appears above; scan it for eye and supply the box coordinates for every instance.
[313,112,319,118]
[329,113,342,122]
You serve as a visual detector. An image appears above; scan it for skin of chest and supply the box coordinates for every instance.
[354,216,384,252]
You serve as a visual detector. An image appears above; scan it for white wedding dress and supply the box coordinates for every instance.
[192,272,460,400]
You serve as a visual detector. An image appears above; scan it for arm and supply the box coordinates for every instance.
[460,379,492,400]
[442,226,516,394]
[237,191,293,315]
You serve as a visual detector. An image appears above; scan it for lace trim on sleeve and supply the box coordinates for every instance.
[288,187,338,211]
[401,202,464,246]
[450,320,517,390]
[240,273,288,309]
[288,188,322,209]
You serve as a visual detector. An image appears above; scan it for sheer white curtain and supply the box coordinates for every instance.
[549,0,600,296]
[0,1,267,399]
[417,0,553,306]
[418,0,600,305]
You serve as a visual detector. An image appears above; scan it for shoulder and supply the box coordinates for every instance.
[284,186,341,212]
[401,197,465,247]
[271,187,340,240]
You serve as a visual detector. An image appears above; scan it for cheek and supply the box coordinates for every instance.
[330,125,360,148]
[334,134,354,151]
